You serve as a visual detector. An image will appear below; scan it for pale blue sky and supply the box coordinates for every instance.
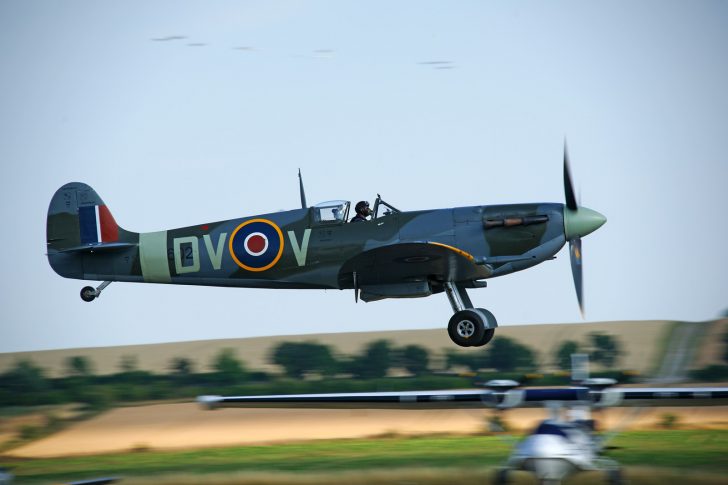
[1,1,727,352]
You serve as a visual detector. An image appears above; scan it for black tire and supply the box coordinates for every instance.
[607,468,623,485]
[493,467,510,485]
[473,328,495,347]
[448,309,486,347]
[80,286,96,302]
[472,308,498,347]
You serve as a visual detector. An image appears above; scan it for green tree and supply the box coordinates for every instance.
[0,359,49,393]
[211,348,246,384]
[395,345,430,376]
[112,354,153,386]
[347,340,392,379]
[722,331,728,364]
[65,355,94,377]
[588,332,622,367]
[170,356,195,376]
[0,360,53,406]
[445,350,485,372]
[270,341,337,378]
[554,340,580,370]
[486,337,536,372]
[444,338,536,373]
[119,354,138,373]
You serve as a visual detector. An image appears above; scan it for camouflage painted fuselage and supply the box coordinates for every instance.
[47,183,567,300]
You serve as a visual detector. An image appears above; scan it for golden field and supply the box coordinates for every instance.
[5,402,727,458]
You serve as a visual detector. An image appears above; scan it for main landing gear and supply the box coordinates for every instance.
[444,282,497,347]
[80,281,112,302]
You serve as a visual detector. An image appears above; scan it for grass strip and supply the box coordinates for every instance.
[3,430,726,483]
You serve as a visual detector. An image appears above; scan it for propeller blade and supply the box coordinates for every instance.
[570,238,584,316]
[564,141,578,211]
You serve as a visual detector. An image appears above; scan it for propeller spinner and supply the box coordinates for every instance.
[562,143,606,315]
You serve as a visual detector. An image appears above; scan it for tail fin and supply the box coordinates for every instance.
[47,182,135,278]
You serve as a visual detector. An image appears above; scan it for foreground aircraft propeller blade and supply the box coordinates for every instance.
[569,238,584,315]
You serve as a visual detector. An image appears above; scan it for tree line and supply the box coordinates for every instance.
[0,332,628,408]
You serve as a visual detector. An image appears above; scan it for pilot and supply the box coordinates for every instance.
[351,201,372,223]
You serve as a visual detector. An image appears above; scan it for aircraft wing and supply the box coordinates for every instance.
[199,387,728,410]
[199,389,496,410]
[492,387,728,408]
[605,387,728,407]
[337,242,491,289]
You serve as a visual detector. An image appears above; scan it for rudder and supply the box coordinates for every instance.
[47,182,134,278]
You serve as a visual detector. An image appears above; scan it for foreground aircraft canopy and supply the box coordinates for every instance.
[47,145,605,347]
[197,382,728,485]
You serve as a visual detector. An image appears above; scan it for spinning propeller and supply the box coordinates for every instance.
[562,142,606,315]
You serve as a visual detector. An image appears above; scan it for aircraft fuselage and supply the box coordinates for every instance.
[48,184,567,292]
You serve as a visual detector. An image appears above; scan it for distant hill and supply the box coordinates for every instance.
[1,319,725,378]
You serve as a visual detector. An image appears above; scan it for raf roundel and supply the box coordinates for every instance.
[229,219,284,272]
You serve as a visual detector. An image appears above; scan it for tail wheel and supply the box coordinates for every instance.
[448,309,486,347]
[80,286,96,302]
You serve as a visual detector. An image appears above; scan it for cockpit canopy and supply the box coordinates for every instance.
[312,200,350,224]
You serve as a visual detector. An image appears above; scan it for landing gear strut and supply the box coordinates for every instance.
[80,281,112,302]
[444,282,497,347]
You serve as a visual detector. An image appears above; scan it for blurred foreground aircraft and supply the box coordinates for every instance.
[47,145,605,347]
[198,380,728,485]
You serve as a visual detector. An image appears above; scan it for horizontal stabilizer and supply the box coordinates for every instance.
[59,242,136,254]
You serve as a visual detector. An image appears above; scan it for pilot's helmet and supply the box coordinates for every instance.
[355,200,371,216]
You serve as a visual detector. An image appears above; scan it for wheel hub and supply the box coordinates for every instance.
[456,319,475,338]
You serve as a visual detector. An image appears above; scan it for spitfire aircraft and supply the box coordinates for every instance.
[46,146,605,347]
